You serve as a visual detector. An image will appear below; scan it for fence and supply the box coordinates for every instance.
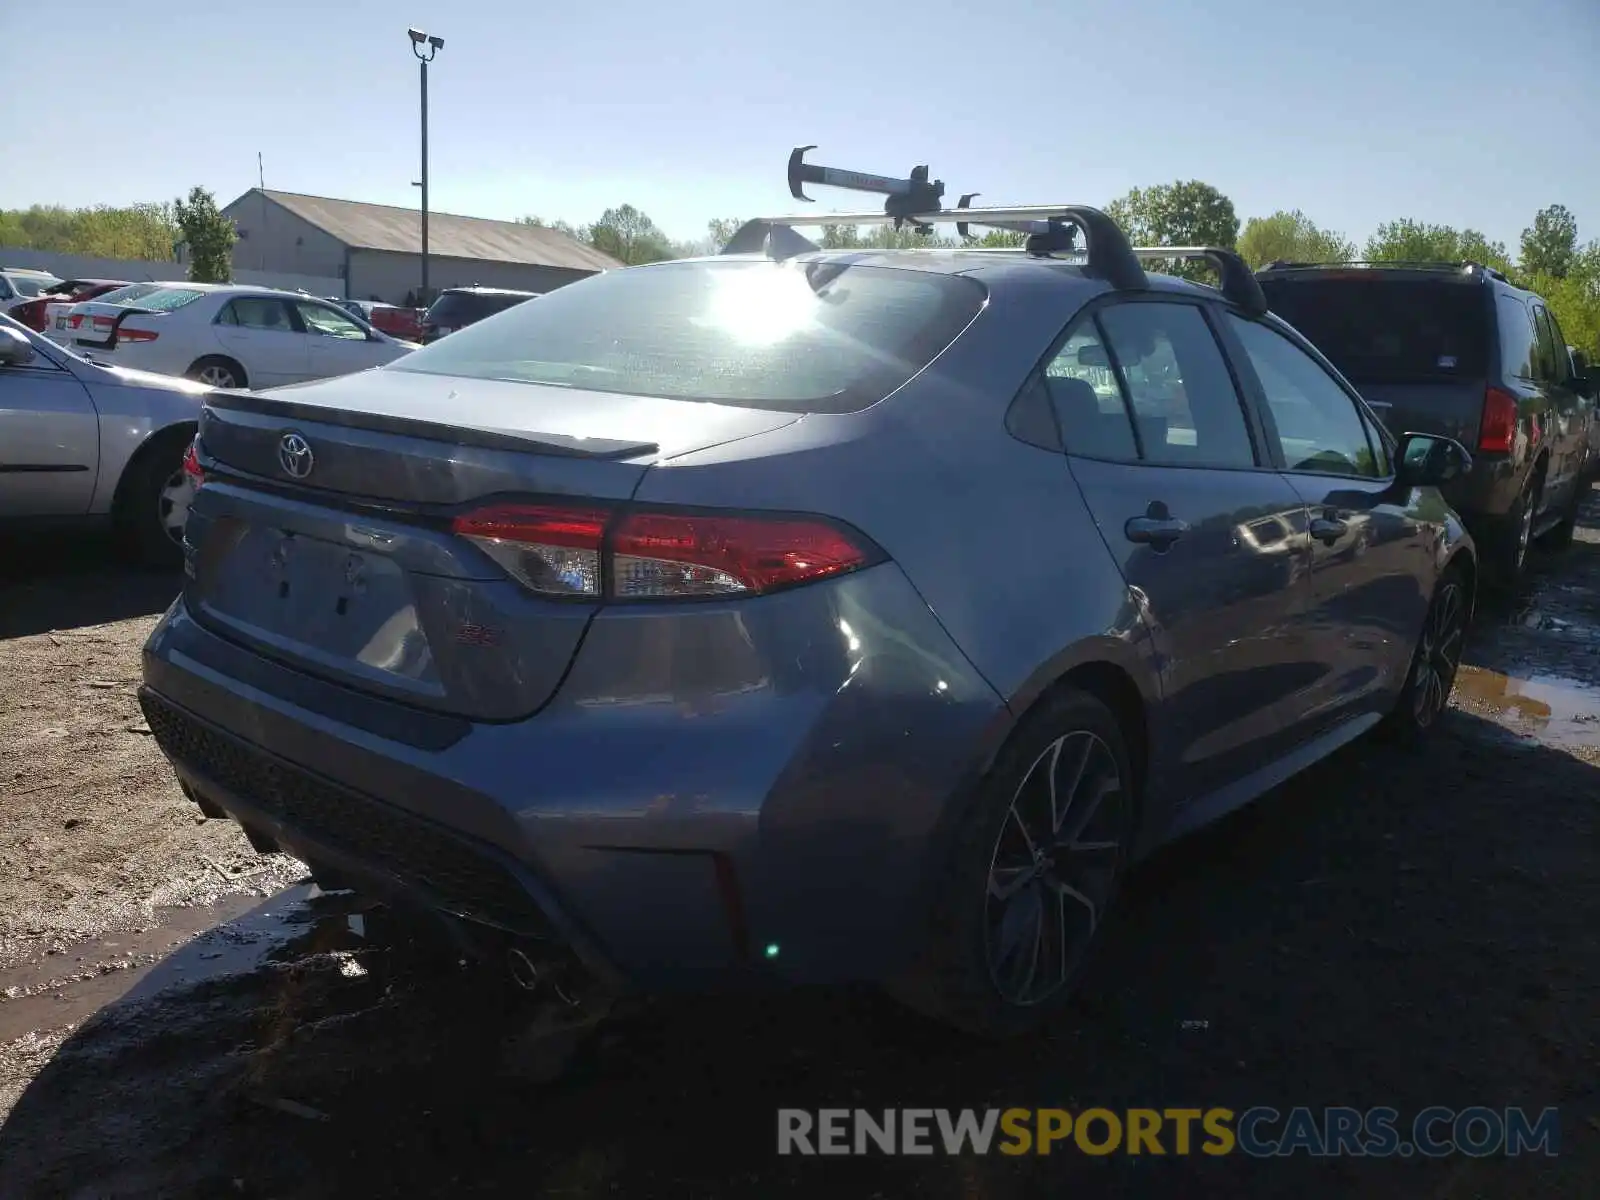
[0,247,345,297]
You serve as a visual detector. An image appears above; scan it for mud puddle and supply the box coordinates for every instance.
[0,885,317,1041]
[1452,663,1600,749]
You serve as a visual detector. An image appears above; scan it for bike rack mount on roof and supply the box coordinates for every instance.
[725,146,1148,291]
[1131,247,1268,316]
[723,148,1274,316]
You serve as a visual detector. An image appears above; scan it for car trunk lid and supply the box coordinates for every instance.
[183,371,798,721]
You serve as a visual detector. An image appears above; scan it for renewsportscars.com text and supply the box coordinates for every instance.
[777,1106,1560,1158]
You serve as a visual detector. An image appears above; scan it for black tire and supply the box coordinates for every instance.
[1381,563,1469,746]
[1485,468,1541,597]
[890,687,1138,1038]
[186,355,246,389]
[1542,476,1588,551]
[112,429,193,569]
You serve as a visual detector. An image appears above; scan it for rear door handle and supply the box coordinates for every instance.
[1309,516,1348,544]
[1125,514,1190,548]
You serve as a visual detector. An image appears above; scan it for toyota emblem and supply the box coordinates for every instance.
[278,432,314,479]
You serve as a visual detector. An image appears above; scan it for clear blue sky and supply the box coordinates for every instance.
[4,0,1597,252]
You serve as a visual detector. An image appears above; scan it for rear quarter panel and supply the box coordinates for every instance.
[83,370,208,514]
[633,266,1160,739]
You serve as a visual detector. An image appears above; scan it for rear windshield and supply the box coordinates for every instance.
[395,260,987,414]
[127,287,206,312]
[89,283,163,307]
[7,274,62,299]
[1258,277,1490,382]
[426,291,534,325]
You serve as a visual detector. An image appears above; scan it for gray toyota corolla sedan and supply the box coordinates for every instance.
[139,193,1477,1037]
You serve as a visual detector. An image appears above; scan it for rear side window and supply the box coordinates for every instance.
[1497,293,1537,379]
[1530,304,1564,383]
[218,298,292,330]
[1258,278,1490,382]
[395,260,987,415]
[1097,302,1257,468]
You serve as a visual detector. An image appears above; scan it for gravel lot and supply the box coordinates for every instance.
[1,500,1597,1199]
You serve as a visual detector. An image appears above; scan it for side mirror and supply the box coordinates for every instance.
[0,326,36,367]
[1569,350,1595,399]
[1396,432,1472,488]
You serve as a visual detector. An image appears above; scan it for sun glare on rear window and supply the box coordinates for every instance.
[390,259,987,414]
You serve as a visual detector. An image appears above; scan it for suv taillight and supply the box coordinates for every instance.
[1479,386,1519,453]
[451,503,879,599]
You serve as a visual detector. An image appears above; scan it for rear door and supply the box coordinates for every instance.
[1220,312,1434,722]
[214,297,310,387]
[1049,298,1315,800]
[1530,302,1585,512]
[0,341,99,517]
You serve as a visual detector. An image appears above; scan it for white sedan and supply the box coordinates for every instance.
[67,283,420,389]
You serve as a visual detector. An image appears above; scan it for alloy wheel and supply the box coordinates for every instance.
[984,730,1130,1007]
[1411,580,1465,728]
[157,468,192,546]
[198,364,237,387]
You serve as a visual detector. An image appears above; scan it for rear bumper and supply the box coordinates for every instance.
[140,564,1010,990]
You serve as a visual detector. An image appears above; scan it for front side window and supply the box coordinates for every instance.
[295,301,370,340]
[393,260,987,415]
[1097,302,1257,468]
[1228,315,1382,478]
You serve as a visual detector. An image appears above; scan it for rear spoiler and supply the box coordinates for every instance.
[202,390,660,461]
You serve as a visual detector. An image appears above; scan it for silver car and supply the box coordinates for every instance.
[0,313,204,565]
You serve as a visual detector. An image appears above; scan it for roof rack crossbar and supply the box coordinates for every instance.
[1130,247,1267,316]
[1260,259,1505,278]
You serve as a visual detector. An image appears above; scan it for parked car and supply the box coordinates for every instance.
[338,298,425,342]
[0,312,206,564]
[1256,261,1594,591]
[67,283,420,388]
[140,210,1480,1039]
[10,278,133,334]
[0,267,64,318]
[420,286,539,343]
[1569,345,1600,480]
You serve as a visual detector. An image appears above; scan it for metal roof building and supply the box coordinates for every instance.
[221,188,621,305]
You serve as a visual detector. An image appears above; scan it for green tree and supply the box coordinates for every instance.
[1237,209,1356,268]
[0,202,178,259]
[519,214,588,242]
[586,205,675,266]
[173,187,235,282]
[1364,219,1511,274]
[1105,181,1239,281]
[1519,204,1579,278]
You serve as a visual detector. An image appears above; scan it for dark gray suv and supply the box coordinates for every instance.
[1257,262,1595,591]
[139,208,1478,1037]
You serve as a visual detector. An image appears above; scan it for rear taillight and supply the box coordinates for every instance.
[116,325,159,343]
[69,314,84,329]
[450,503,878,600]
[182,439,204,484]
[1479,386,1518,453]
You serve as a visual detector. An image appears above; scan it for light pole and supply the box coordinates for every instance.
[407,27,443,304]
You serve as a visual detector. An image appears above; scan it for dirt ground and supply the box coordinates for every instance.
[1,501,1598,1199]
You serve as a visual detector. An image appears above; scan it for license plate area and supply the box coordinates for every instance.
[194,525,439,691]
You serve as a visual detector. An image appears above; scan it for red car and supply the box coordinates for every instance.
[10,278,131,333]
[338,299,425,342]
